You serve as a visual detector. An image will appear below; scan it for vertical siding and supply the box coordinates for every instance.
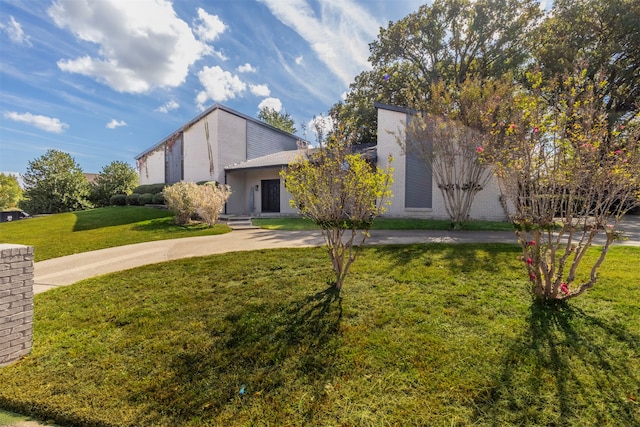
[165,134,183,184]
[246,122,298,160]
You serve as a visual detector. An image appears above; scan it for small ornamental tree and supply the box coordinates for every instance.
[282,130,393,291]
[401,78,513,229]
[481,70,640,303]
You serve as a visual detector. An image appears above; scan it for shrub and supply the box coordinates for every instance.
[133,184,166,195]
[196,182,232,226]
[138,193,154,205]
[110,194,127,206]
[152,193,165,205]
[163,181,231,226]
[163,182,199,225]
[126,193,140,206]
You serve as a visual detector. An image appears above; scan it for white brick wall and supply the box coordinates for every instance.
[0,244,34,366]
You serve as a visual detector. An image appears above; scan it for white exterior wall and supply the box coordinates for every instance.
[183,113,218,183]
[139,149,165,185]
[226,168,297,215]
[377,107,507,221]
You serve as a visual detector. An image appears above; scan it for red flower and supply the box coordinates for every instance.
[476,146,484,154]
[560,283,569,295]
[529,273,536,281]
[533,126,539,134]
[526,258,533,265]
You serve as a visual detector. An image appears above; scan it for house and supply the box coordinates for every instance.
[136,103,506,220]
[375,102,506,221]
[135,104,301,215]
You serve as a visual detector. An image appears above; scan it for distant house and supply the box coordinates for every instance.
[136,103,506,220]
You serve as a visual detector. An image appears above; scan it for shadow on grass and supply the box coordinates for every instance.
[72,207,172,231]
[371,243,521,274]
[138,287,343,424]
[474,302,640,425]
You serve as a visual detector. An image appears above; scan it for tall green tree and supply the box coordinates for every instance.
[0,173,23,210]
[20,149,91,214]
[258,107,297,134]
[282,128,393,291]
[90,161,139,207]
[534,0,640,122]
[332,0,543,143]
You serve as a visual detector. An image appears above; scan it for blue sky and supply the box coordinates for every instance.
[0,0,425,175]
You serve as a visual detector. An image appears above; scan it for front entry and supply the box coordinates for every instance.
[261,179,280,213]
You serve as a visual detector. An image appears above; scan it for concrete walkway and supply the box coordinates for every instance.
[34,216,640,294]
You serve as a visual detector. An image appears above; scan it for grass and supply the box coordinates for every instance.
[253,217,515,231]
[0,207,231,261]
[0,244,638,426]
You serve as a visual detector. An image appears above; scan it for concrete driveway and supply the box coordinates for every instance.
[33,216,640,294]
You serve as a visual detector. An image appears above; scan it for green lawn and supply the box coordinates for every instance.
[253,217,515,231]
[0,244,638,426]
[0,207,231,261]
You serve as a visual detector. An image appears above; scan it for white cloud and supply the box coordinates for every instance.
[258,97,282,112]
[155,100,180,113]
[48,0,209,93]
[196,66,246,108]
[3,111,68,133]
[258,0,380,86]
[0,16,32,46]
[250,84,271,97]
[193,7,226,42]
[295,55,304,65]
[106,119,127,129]
[237,63,257,73]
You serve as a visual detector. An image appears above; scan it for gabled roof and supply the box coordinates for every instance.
[225,149,310,171]
[135,103,301,160]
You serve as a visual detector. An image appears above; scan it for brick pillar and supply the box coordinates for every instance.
[0,244,34,366]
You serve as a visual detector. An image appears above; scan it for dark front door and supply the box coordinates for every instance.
[261,179,280,213]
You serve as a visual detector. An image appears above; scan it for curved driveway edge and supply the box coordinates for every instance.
[34,216,640,295]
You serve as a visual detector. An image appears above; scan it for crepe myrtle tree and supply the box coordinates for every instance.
[282,129,393,291]
[480,70,640,303]
[400,77,514,229]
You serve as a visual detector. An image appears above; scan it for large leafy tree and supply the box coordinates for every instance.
[333,0,543,143]
[258,107,297,134]
[534,0,640,122]
[20,149,91,214]
[90,160,139,207]
[0,173,23,210]
[282,129,393,291]
[481,71,640,303]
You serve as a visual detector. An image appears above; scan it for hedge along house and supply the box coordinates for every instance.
[135,104,300,215]
[375,102,507,221]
